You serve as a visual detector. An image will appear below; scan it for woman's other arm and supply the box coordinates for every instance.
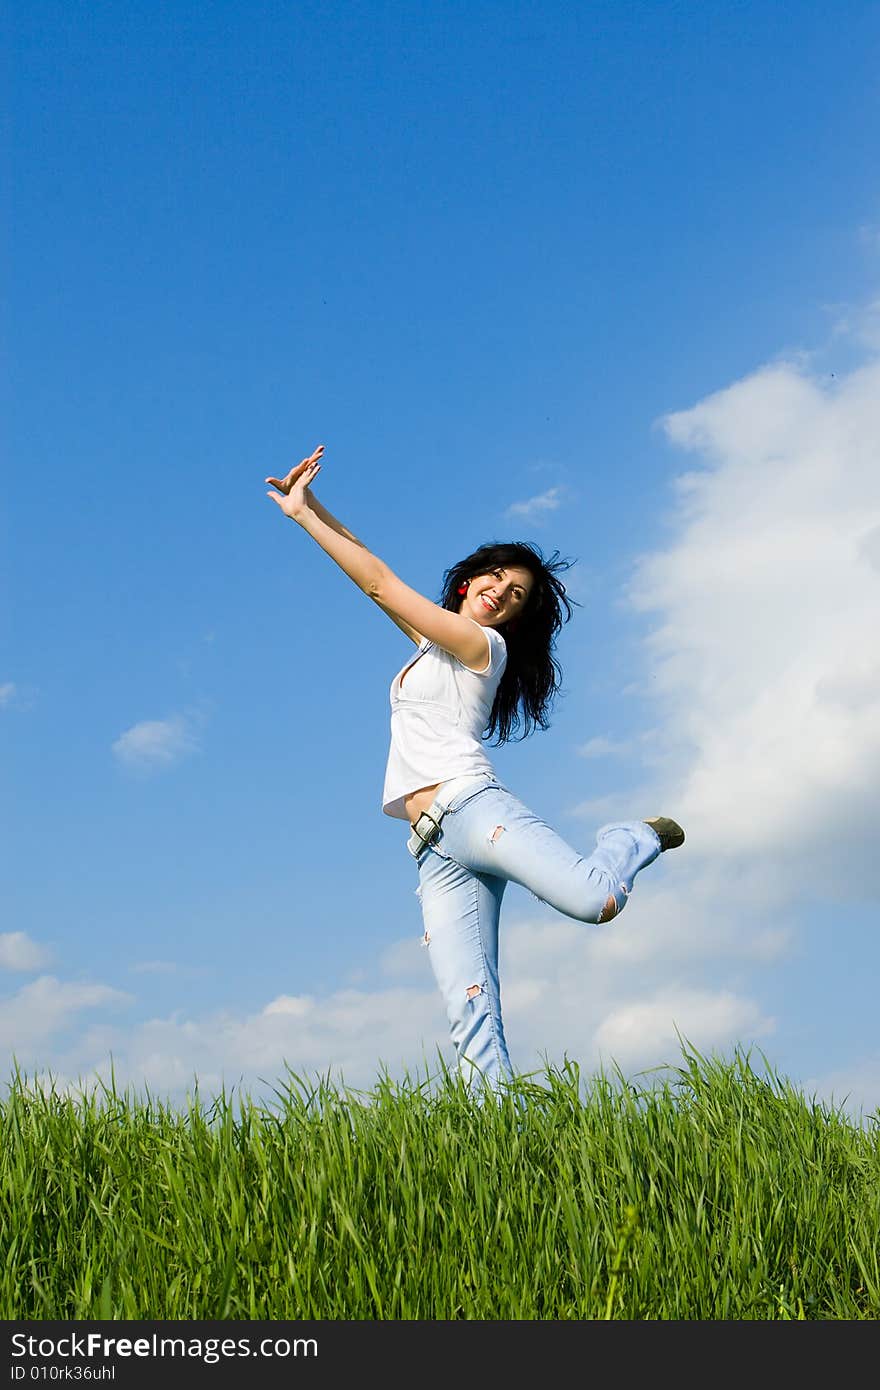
[265,446,489,668]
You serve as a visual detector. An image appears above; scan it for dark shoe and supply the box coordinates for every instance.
[644,817,685,851]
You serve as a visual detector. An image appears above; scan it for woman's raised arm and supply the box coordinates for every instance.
[265,447,490,667]
[267,447,420,643]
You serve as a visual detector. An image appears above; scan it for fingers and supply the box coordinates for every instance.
[265,458,320,511]
[265,445,324,492]
[295,460,322,487]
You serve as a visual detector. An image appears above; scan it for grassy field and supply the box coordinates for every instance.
[2,1048,879,1319]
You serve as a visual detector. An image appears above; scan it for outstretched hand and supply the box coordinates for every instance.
[265,444,324,519]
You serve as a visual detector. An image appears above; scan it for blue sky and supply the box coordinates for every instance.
[4,0,880,1114]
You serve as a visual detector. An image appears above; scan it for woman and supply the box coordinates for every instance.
[266,444,684,1094]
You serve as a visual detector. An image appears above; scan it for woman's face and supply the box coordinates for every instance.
[458,564,534,627]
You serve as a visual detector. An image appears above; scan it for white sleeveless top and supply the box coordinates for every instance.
[382,621,508,820]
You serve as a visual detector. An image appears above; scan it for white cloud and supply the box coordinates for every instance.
[505,486,564,520]
[112,714,199,769]
[0,683,15,707]
[79,984,444,1097]
[0,976,131,1055]
[593,989,774,1068]
[0,932,53,972]
[576,736,628,758]
[262,994,314,1019]
[624,356,880,893]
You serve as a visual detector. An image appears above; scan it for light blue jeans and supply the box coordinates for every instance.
[407,774,663,1095]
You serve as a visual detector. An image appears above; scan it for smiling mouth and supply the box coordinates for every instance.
[480,596,499,612]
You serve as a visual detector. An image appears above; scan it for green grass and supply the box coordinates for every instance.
[2,1047,879,1319]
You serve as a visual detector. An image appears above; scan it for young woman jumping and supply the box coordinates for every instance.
[266,444,684,1094]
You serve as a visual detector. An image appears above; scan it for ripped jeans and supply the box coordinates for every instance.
[407,774,663,1095]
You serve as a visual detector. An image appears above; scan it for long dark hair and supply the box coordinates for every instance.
[438,541,578,744]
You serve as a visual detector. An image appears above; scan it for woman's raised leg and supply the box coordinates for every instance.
[433,784,671,924]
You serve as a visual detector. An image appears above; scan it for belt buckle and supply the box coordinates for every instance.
[413,809,442,848]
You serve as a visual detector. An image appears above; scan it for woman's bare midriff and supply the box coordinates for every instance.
[404,784,442,825]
